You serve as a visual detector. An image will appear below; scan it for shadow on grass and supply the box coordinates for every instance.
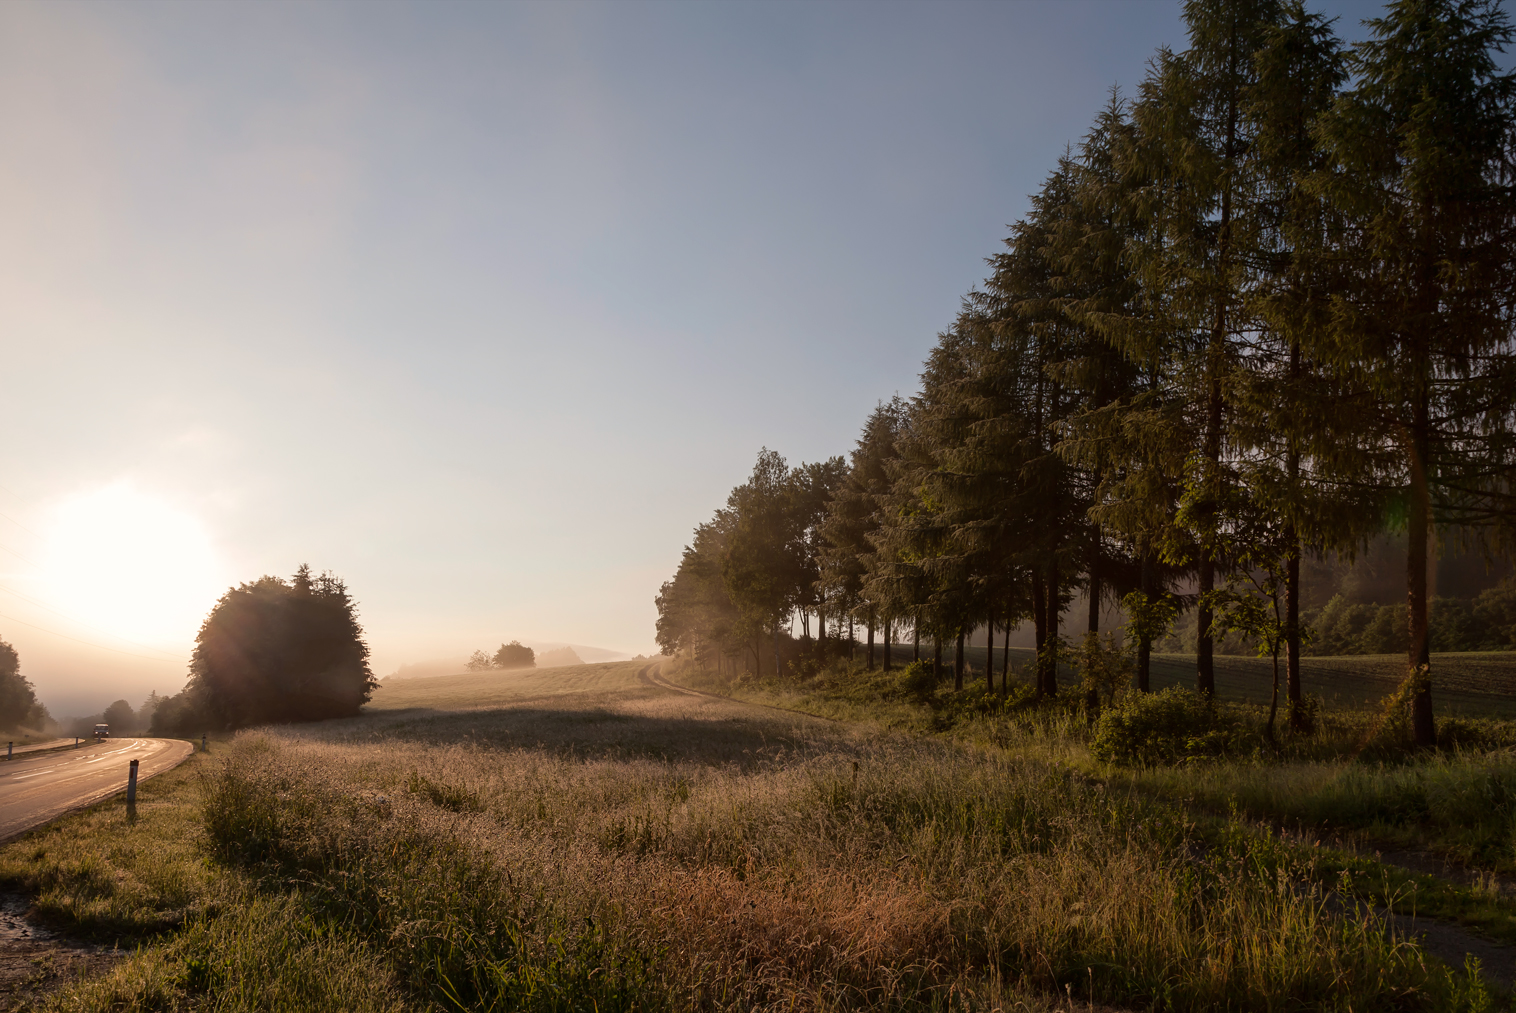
[289,700,854,769]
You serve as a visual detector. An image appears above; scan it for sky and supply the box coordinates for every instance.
[0,0,1393,717]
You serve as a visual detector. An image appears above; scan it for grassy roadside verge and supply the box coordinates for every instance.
[0,750,410,1012]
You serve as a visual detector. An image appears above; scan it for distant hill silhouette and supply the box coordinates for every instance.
[536,646,584,668]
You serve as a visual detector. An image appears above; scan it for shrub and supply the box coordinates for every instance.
[1078,631,1132,708]
[893,660,939,703]
[1091,687,1244,766]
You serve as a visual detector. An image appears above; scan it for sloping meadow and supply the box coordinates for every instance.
[32,699,1490,1013]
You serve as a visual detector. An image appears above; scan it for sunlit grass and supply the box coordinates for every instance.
[367,659,653,711]
[0,659,1503,1011]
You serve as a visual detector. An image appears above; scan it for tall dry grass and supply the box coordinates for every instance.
[6,661,1499,1011]
[182,711,1477,1012]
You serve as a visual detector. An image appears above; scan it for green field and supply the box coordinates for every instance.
[878,643,1516,716]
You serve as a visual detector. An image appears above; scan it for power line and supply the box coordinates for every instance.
[0,509,42,543]
[0,609,186,664]
[0,481,45,544]
[0,582,183,660]
[0,539,43,570]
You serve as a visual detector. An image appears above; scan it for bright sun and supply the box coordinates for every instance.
[38,484,222,648]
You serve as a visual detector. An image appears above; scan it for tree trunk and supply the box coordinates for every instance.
[986,611,995,693]
[1286,341,1303,729]
[866,607,876,671]
[933,637,942,681]
[913,625,920,663]
[1197,31,1236,703]
[849,616,855,661]
[1002,623,1011,689]
[954,630,965,692]
[1086,561,1100,716]
[883,619,892,672]
[1137,547,1153,693]
[1032,570,1047,698]
[1043,558,1060,697]
[1286,527,1303,729]
[1267,647,1280,749]
[1408,418,1435,747]
[1197,554,1216,699]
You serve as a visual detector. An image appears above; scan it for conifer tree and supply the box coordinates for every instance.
[1046,99,1152,690]
[871,324,1020,686]
[723,449,813,677]
[819,400,907,667]
[656,510,743,668]
[1306,0,1516,745]
[1241,2,1364,727]
[1055,94,1191,694]
[1110,1,1287,697]
[161,565,375,731]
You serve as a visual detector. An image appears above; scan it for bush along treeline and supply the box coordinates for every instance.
[152,565,376,734]
[1148,580,1516,654]
[465,641,536,671]
[658,0,1516,749]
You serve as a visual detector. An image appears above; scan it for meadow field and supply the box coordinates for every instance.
[0,658,1512,1011]
[873,645,1516,717]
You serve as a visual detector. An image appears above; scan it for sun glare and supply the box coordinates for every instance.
[38,484,221,648]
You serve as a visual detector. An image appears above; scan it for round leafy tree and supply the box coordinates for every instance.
[172,565,376,730]
[0,638,49,732]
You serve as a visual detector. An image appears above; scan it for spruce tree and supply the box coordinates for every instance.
[1113,1,1287,697]
[1307,0,1516,745]
[1241,2,1371,728]
[819,400,907,668]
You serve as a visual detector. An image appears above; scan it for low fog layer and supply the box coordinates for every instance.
[387,643,632,680]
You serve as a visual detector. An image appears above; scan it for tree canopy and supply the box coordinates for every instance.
[0,637,48,732]
[492,641,536,670]
[655,0,1516,748]
[153,565,376,733]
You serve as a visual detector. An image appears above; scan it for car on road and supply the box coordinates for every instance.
[93,723,109,740]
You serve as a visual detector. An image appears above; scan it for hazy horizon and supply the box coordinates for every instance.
[0,0,1391,719]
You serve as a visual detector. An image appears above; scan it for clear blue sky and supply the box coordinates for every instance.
[0,0,1390,715]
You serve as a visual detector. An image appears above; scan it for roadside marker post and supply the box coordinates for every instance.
[126,759,139,806]
[5,742,10,760]
[201,734,207,753]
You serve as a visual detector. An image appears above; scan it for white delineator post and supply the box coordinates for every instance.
[127,758,140,806]
[6,742,10,760]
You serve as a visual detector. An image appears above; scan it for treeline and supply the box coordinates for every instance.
[1152,584,1516,655]
[1305,586,1516,655]
[465,641,536,671]
[0,637,49,733]
[657,0,1516,746]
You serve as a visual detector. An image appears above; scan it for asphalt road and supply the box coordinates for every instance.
[0,738,195,842]
[1,740,74,759]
